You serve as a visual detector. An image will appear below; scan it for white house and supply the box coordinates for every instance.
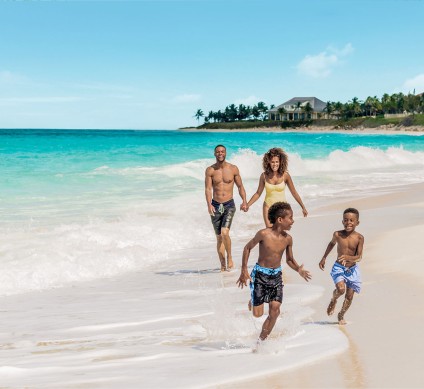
[269,97,327,121]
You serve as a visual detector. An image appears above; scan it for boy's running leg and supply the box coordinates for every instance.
[258,301,281,341]
[338,288,354,325]
[327,281,345,315]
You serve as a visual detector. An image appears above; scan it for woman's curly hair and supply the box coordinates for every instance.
[262,147,288,176]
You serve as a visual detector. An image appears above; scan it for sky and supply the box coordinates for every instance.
[1,0,423,130]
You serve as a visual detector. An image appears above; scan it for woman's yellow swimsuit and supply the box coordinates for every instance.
[264,180,286,206]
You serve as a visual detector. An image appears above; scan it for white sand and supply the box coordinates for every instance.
[179,126,424,135]
[219,182,424,388]
[1,184,423,388]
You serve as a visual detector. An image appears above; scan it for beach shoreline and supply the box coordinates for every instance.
[1,128,423,388]
[179,125,424,135]
[1,183,423,388]
[218,182,424,389]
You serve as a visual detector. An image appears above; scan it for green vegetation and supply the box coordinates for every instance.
[191,92,424,130]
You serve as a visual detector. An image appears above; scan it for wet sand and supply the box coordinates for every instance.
[218,183,424,389]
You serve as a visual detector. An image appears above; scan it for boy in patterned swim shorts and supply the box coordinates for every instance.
[236,202,311,349]
[319,208,365,325]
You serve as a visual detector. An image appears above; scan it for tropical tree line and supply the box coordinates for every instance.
[194,92,424,125]
[323,92,424,120]
[193,101,274,124]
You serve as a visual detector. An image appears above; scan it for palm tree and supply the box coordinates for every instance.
[323,101,333,119]
[277,106,287,121]
[333,101,343,119]
[207,111,215,123]
[257,101,268,120]
[194,109,204,125]
[381,93,390,114]
[237,104,249,121]
[251,105,260,120]
[350,97,362,117]
[302,102,313,120]
[293,101,302,120]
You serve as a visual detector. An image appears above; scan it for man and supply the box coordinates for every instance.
[205,145,247,271]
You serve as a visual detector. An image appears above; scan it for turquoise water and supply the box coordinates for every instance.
[2,129,423,167]
[1,129,423,221]
[0,128,423,296]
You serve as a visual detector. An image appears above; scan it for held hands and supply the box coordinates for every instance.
[240,202,249,212]
[319,258,326,270]
[236,268,252,288]
[298,264,311,282]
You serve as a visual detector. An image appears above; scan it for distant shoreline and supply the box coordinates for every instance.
[178,125,424,135]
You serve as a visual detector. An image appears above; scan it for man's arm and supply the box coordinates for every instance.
[319,232,337,270]
[236,231,262,288]
[205,167,215,215]
[233,165,248,211]
[286,235,311,281]
[339,234,364,266]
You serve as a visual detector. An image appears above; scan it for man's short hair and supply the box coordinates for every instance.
[268,202,292,224]
[214,144,226,152]
[344,207,359,218]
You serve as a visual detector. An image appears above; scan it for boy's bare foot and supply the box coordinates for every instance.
[327,299,337,316]
[248,300,252,311]
[220,265,227,272]
[252,338,262,353]
[338,312,347,325]
[227,257,234,270]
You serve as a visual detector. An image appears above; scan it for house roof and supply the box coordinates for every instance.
[269,97,327,113]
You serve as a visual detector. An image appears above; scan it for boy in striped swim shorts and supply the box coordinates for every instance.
[319,208,365,325]
[236,202,311,350]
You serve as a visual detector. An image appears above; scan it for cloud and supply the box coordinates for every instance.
[234,95,262,106]
[297,43,354,78]
[402,74,424,93]
[172,94,201,104]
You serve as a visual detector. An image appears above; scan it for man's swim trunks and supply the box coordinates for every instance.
[250,263,283,306]
[330,262,361,293]
[210,199,236,235]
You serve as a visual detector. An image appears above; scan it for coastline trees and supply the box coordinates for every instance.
[194,109,204,125]
[194,92,424,125]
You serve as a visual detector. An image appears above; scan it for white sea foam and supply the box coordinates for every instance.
[1,146,423,296]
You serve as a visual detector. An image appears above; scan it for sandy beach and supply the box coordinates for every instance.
[1,129,423,389]
[180,125,424,135]
[1,180,423,388]
[219,182,424,388]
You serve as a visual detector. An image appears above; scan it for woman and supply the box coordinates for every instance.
[246,147,308,227]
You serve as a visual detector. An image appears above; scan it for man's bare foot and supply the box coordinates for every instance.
[248,300,252,311]
[338,312,347,325]
[219,257,226,272]
[327,299,337,316]
[227,257,234,270]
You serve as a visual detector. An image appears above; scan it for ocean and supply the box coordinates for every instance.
[1,128,423,297]
[1,128,423,387]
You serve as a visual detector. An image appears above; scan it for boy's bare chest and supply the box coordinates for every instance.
[262,235,288,254]
[337,235,358,252]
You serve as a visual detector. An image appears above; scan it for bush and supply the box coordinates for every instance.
[400,116,414,126]
[280,120,312,129]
